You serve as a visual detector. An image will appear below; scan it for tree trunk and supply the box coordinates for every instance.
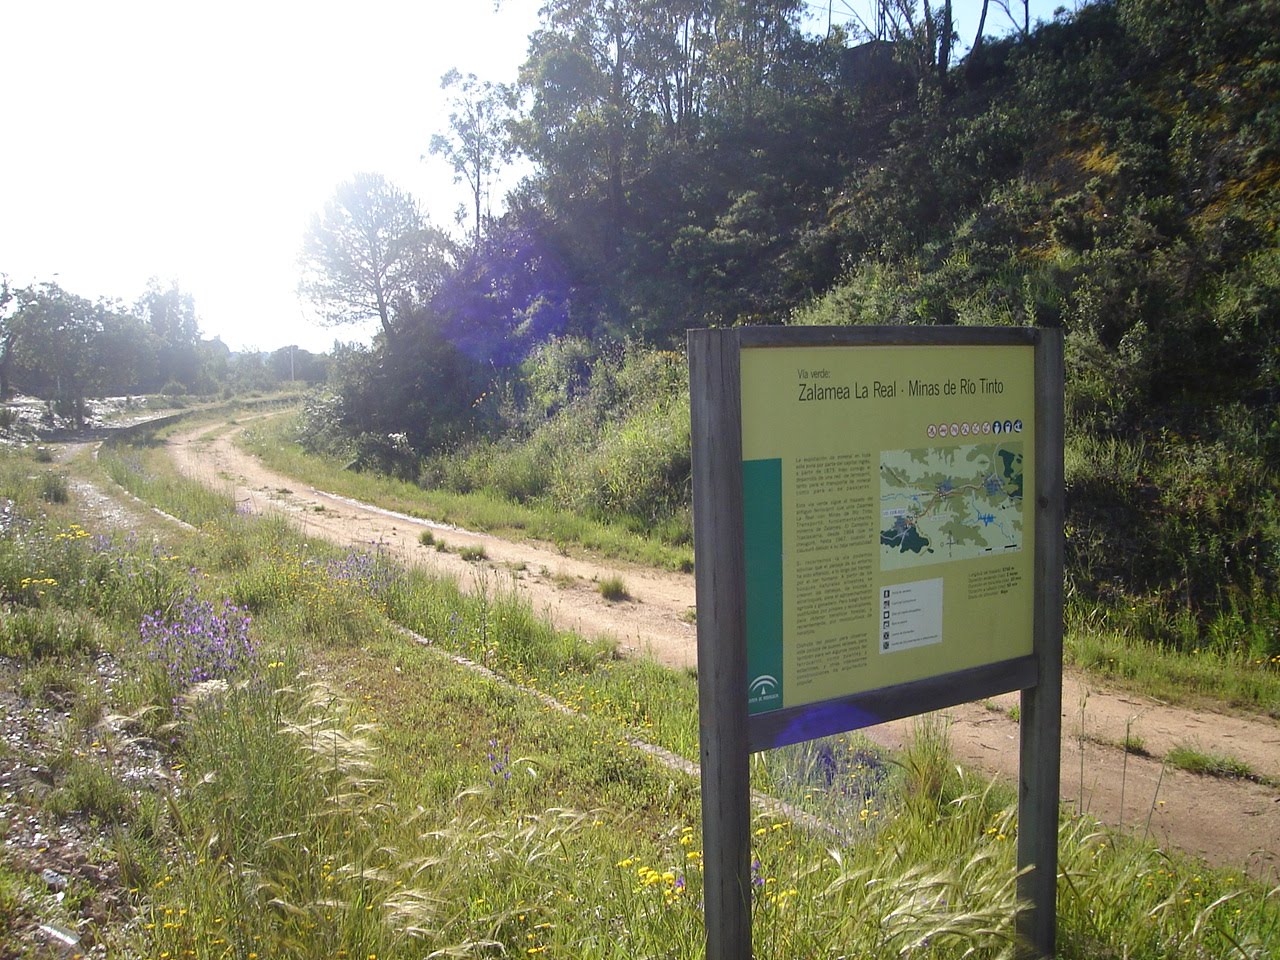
[938,0,952,80]
[972,0,989,54]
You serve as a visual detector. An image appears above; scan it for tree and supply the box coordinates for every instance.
[136,278,201,390]
[634,0,715,142]
[429,70,514,249]
[992,0,1029,39]
[7,283,103,417]
[92,304,154,395]
[0,275,16,399]
[972,0,991,53]
[704,0,807,117]
[861,0,956,88]
[298,173,453,345]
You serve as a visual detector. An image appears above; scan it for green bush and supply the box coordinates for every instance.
[423,343,692,542]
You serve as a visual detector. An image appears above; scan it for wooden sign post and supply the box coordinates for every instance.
[689,326,1063,960]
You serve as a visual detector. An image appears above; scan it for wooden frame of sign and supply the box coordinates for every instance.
[689,325,1063,960]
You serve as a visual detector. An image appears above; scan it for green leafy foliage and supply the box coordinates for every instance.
[791,0,1280,657]
[292,1,1280,665]
[423,341,691,543]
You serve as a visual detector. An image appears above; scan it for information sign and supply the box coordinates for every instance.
[740,344,1036,718]
[689,326,1063,960]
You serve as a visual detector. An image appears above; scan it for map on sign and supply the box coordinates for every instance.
[879,443,1024,569]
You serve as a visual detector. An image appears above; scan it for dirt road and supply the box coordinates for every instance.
[164,421,1280,881]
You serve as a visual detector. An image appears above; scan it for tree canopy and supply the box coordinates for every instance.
[430,70,514,249]
[298,173,454,344]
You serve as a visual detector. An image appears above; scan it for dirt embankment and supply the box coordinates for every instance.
[163,422,1280,881]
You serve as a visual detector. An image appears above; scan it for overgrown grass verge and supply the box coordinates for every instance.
[1065,614,1280,718]
[240,411,695,572]
[2,440,1276,959]
[98,435,236,527]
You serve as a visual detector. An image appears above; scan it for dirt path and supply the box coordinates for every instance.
[163,421,1280,881]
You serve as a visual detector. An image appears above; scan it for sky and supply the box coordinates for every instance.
[0,0,1065,354]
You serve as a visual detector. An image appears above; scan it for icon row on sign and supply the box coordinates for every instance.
[926,419,1023,439]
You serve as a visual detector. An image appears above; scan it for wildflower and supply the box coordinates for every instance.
[139,595,253,688]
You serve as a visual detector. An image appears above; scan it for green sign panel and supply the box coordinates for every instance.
[739,344,1036,714]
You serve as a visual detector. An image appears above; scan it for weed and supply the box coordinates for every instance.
[460,545,487,562]
[39,471,69,503]
[419,529,436,547]
[0,607,100,660]
[325,544,401,598]
[1166,743,1257,780]
[1123,732,1149,756]
[46,757,133,823]
[599,575,629,602]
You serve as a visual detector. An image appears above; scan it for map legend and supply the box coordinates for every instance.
[880,578,944,653]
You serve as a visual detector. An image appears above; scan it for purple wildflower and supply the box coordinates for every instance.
[139,594,255,688]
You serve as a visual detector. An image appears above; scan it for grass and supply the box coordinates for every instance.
[1123,732,1150,756]
[0,863,28,937]
[2,434,1278,959]
[1066,607,1280,718]
[98,437,236,527]
[38,470,69,503]
[235,405,1280,719]
[45,756,134,822]
[598,575,629,601]
[1166,743,1260,782]
[239,412,695,572]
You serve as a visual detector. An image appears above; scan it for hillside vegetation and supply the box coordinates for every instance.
[295,0,1279,691]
